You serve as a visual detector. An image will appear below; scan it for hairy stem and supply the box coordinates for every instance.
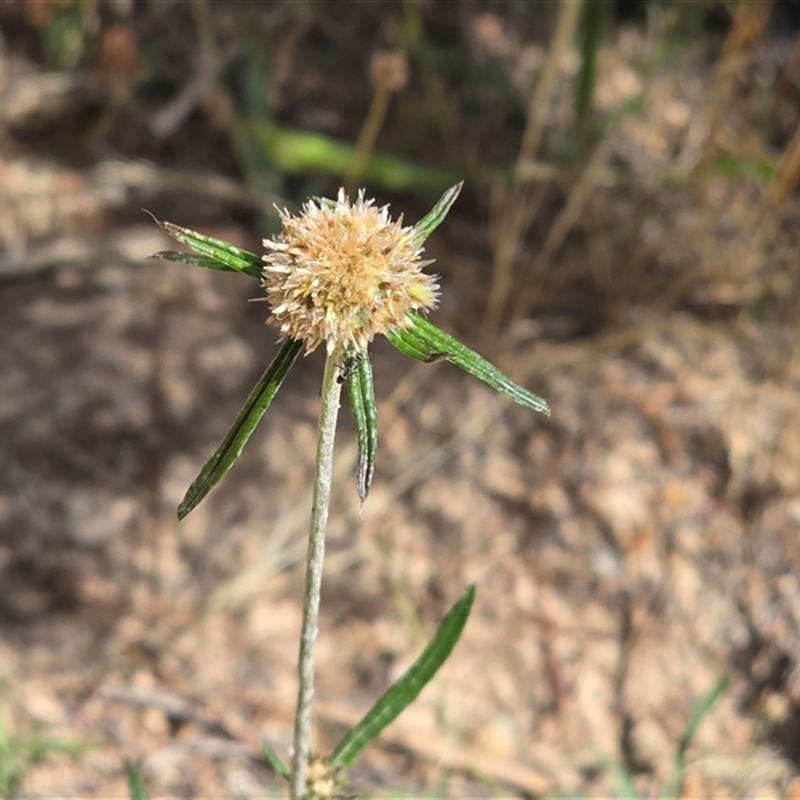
[290,350,343,798]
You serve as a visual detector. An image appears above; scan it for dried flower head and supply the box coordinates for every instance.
[262,189,439,354]
[153,180,549,523]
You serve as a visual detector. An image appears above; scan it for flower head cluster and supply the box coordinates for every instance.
[153,180,550,522]
[262,189,439,354]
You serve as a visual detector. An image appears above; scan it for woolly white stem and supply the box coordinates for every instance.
[290,350,343,798]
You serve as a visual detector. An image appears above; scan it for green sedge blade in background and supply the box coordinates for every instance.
[250,121,462,193]
[662,676,729,800]
[345,354,378,504]
[261,742,290,781]
[329,585,475,769]
[406,313,550,415]
[124,760,149,800]
[178,338,303,519]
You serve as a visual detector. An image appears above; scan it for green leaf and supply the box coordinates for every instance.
[261,742,290,780]
[608,759,641,800]
[385,326,446,363]
[662,676,729,800]
[330,585,476,769]
[411,182,464,245]
[178,338,303,519]
[345,354,378,504]
[124,760,149,800]
[152,218,264,279]
[680,675,729,755]
[405,313,550,415]
[250,121,463,192]
[150,251,245,273]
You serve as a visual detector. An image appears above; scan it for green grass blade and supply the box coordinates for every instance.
[330,585,476,769]
[177,338,303,519]
[251,121,462,192]
[609,759,641,800]
[345,355,377,504]
[406,314,550,415]
[662,676,729,800]
[681,675,729,754]
[261,742,290,780]
[154,219,263,279]
[411,182,464,244]
[124,760,149,800]
[575,0,604,151]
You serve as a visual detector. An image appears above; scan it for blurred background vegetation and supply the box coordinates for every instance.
[3,0,799,336]
[2,0,800,797]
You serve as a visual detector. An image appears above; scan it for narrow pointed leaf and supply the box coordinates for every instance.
[410,181,464,245]
[151,251,243,273]
[406,313,550,415]
[178,338,303,519]
[330,585,476,769]
[124,760,149,800]
[251,121,462,192]
[662,676,728,800]
[608,759,641,800]
[261,742,290,780]
[385,326,446,363]
[155,219,263,279]
[681,675,729,754]
[345,354,377,504]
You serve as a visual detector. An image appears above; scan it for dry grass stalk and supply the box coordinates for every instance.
[345,51,409,193]
[515,0,584,176]
[695,0,774,181]
[727,117,800,301]
[485,181,548,337]
[760,119,800,227]
[685,3,800,314]
[507,133,616,338]
[658,1,789,315]
[484,0,584,337]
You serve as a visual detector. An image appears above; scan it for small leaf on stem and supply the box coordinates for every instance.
[329,585,476,769]
[150,251,243,273]
[411,182,464,245]
[404,313,550,415]
[152,216,263,279]
[178,338,303,519]
[345,354,377,504]
[124,760,149,800]
[261,742,291,780]
[385,325,447,363]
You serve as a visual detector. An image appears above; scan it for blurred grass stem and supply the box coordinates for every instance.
[515,0,583,178]
[507,132,616,334]
[346,51,408,193]
[290,350,343,798]
[484,0,583,338]
[185,0,282,218]
[695,0,772,182]
[346,86,391,194]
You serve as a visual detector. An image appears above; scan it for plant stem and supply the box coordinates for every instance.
[345,86,390,194]
[290,350,343,799]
